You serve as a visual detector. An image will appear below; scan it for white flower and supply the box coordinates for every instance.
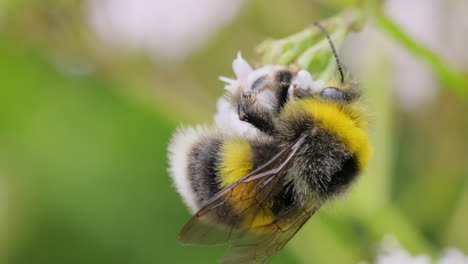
[86,0,245,61]
[215,53,324,138]
[291,70,325,93]
[370,236,468,264]
[213,97,260,138]
[232,52,253,89]
[438,249,468,264]
[376,236,431,264]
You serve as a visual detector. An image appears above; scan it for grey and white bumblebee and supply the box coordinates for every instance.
[168,28,372,264]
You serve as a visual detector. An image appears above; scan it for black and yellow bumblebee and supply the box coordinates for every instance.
[168,23,372,264]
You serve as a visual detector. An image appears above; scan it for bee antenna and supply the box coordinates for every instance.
[313,22,344,84]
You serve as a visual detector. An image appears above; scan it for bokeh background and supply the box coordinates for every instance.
[0,0,467,263]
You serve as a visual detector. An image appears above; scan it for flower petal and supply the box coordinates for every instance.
[232,51,253,86]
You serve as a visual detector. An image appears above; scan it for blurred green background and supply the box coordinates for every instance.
[0,0,467,263]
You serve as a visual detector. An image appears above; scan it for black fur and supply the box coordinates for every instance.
[238,105,275,134]
[292,130,356,198]
[250,141,281,167]
[234,92,276,135]
[187,138,223,207]
[275,70,293,112]
[230,70,296,135]
[274,109,359,199]
[270,182,296,215]
[185,114,359,214]
[185,69,363,217]
[326,156,359,194]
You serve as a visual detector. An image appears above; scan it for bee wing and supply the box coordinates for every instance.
[179,133,321,263]
[219,203,321,264]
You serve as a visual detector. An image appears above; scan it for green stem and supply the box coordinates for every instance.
[369,1,468,98]
[256,8,364,78]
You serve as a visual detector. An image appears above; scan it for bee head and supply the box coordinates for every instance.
[310,22,363,105]
[318,78,362,104]
[246,68,362,118]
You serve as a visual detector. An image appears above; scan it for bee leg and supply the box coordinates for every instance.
[235,91,276,135]
[275,70,293,112]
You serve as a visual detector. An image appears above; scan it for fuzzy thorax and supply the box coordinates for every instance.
[280,98,372,169]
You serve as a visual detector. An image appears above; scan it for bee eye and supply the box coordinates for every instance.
[320,87,346,101]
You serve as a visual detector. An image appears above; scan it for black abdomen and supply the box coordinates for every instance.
[288,129,360,199]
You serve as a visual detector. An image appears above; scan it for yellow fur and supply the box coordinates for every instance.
[219,139,254,187]
[216,101,372,231]
[218,139,275,228]
[282,99,372,168]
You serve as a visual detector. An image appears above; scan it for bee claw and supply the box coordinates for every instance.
[239,114,247,121]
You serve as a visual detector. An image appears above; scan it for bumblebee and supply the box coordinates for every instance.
[168,23,372,264]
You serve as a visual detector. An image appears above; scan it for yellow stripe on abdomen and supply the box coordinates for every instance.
[219,139,254,187]
[218,139,275,229]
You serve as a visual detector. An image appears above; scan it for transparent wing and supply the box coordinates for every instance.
[219,203,321,264]
[179,134,321,263]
